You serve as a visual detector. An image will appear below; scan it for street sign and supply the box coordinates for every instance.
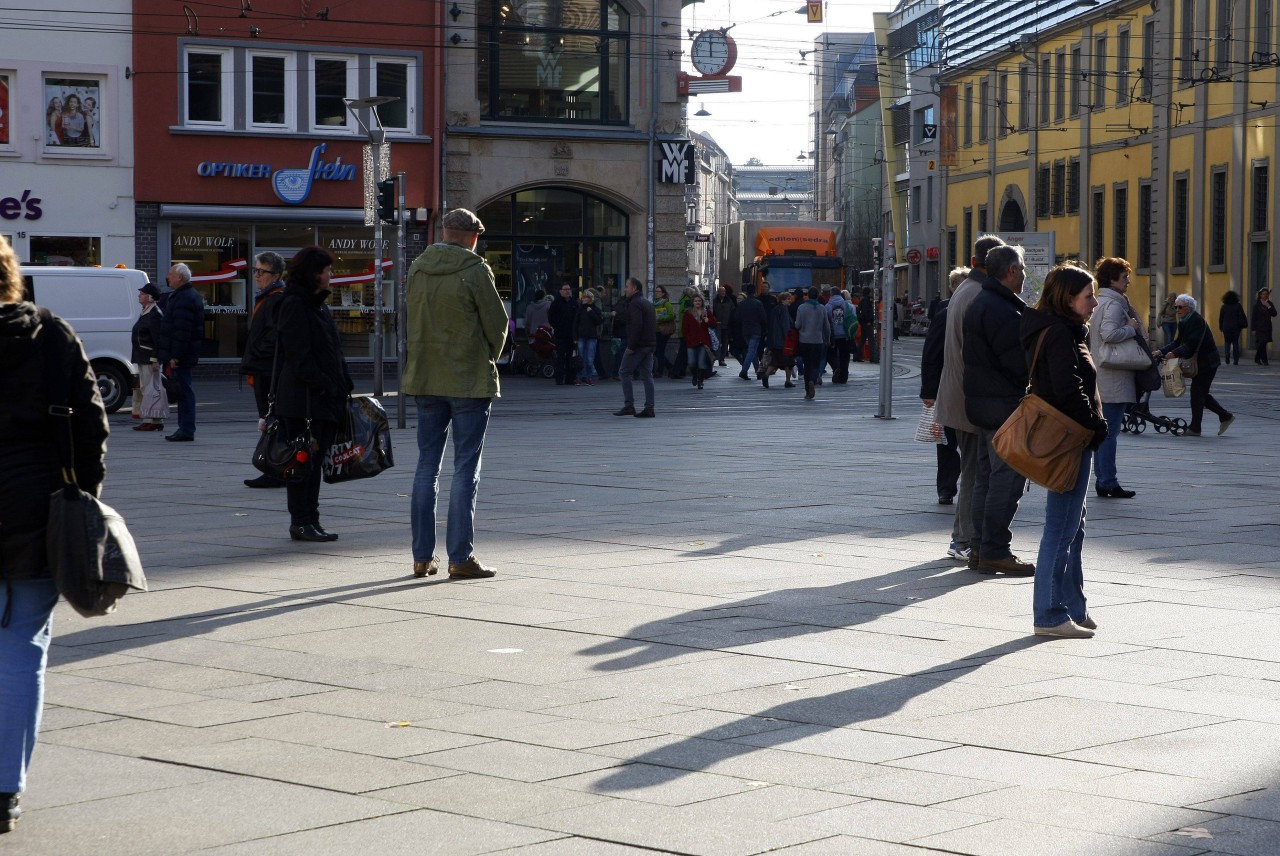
[694,234,711,242]
[922,124,938,140]
[906,248,922,265]
[806,0,822,23]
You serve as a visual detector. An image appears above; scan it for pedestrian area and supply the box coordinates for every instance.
[13,354,1280,855]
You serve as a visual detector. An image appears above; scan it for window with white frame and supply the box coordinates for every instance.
[248,50,295,130]
[311,55,355,132]
[373,58,414,131]
[184,47,232,128]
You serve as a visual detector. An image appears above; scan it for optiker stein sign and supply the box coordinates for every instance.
[196,144,356,204]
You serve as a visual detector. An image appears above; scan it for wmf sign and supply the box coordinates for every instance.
[658,141,695,184]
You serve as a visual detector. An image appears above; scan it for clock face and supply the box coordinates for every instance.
[691,30,736,76]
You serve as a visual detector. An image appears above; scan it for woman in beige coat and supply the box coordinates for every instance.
[1088,258,1142,499]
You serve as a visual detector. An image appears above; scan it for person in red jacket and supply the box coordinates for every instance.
[681,292,718,390]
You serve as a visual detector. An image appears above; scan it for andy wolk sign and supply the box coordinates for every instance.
[658,141,695,184]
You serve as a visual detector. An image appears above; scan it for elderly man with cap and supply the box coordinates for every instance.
[130,280,165,432]
[404,208,509,580]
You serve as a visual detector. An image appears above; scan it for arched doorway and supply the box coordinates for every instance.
[998,199,1025,232]
[476,187,630,332]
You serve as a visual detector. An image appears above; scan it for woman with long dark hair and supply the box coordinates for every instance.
[1020,264,1108,638]
[273,246,352,541]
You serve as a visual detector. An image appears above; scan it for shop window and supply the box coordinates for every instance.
[29,235,100,266]
[476,0,629,124]
[319,224,398,359]
[184,48,231,128]
[169,223,251,359]
[374,59,413,131]
[311,55,355,132]
[0,72,11,148]
[249,51,295,130]
[1209,168,1226,269]
[43,76,104,150]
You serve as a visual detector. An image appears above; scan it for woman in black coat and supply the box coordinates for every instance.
[0,237,109,833]
[274,246,353,542]
[130,283,165,431]
[1217,290,1248,365]
[1158,295,1234,436]
[1251,287,1277,365]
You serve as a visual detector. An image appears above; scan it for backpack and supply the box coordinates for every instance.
[830,303,846,337]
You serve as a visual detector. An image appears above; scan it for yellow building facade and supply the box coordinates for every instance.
[940,0,1279,335]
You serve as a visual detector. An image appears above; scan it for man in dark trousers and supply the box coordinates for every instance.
[734,283,767,379]
[547,281,579,386]
[962,244,1034,577]
[157,262,205,442]
[613,277,656,418]
[240,251,287,487]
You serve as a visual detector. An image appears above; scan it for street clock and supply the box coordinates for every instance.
[690,30,737,77]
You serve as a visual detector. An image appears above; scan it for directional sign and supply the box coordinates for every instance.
[807,0,823,23]
[922,124,938,140]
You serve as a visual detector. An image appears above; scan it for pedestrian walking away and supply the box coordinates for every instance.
[734,284,767,379]
[404,208,509,580]
[0,236,110,835]
[795,286,829,399]
[1218,290,1248,366]
[1021,264,1109,639]
[613,277,656,417]
[653,285,676,378]
[240,251,288,488]
[1089,257,1142,499]
[156,262,205,441]
[920,267,969,510]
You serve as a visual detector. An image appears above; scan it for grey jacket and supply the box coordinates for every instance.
[794,299,830,345]
[1088,286,1139,405]
[934,275,982,433]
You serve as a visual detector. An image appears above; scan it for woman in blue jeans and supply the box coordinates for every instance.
[0,237,110,833]
[1019,264,1109,639]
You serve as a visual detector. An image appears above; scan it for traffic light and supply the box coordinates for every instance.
[377,178,396,225]
[871,237,882,268]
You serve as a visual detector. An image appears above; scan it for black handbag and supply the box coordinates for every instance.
[39,311,147,618]
[251,337,315,483]
[323,396,394,484]
[1132,329,1162,393]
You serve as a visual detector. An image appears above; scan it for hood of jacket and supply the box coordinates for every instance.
[0,302,41,370]
[415,241,486,277]
[1020,305,1086,352]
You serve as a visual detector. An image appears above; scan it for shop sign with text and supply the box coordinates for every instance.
[196,144,356,205]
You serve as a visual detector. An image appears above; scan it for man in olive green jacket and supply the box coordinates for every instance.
[404,208,509,581]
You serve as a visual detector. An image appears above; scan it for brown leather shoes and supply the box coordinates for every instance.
[448,557,497,579]
[976,555,1035,577]
[413,557,440,577]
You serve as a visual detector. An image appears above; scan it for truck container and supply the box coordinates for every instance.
[718,220,845,295]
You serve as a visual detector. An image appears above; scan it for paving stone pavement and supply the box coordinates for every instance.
[11,344,1280,855]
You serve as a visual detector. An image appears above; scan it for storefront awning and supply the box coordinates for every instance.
[159,205,364,223]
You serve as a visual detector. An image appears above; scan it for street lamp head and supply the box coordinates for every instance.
[345,95,399,110]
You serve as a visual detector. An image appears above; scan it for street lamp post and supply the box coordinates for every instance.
[344,95,399,397]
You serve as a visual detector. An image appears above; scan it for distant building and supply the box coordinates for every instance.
[735,164,815,221]
[686,130,737,288]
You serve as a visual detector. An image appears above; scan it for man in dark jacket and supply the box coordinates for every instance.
[547,281,579,386]
[240,252,287,487]
[614,277,656,417]
[734,284,767,379]
[962,244,1033,576]
[157,263,205,442]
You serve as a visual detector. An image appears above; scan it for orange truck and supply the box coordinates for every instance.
[718,220,845,295]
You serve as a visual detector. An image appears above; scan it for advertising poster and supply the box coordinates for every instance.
[44,77,101,148]
[998,231,1055,307]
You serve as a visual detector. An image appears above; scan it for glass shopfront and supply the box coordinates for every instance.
[476,187,628,332]
[166,219,396,362]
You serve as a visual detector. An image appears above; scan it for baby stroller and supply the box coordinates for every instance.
[1122,390,1190,436]
[512,324,557,378]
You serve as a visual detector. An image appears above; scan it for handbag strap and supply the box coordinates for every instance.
[37,308,78,488]
[1024,328,1050,395]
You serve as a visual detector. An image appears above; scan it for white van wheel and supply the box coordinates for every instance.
[91,361,129,414]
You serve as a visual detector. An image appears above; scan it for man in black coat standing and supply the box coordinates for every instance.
[613,277,656,417]
[961,244,1033,576]
[734,283,768,379]
[157,262,205,442]
[547,281,579,386]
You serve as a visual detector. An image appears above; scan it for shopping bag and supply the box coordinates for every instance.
[323,396,395,484]
[139,368,169,420]
[1160,358,1186,398]
[915,403,945,444]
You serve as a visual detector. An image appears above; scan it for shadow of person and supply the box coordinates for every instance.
[579,560,993,673]
[592,636,1048,792]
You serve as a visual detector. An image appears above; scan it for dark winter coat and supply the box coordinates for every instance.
[1020,306,1108,450]
[1218,301,1248,336]
[919,300,948,400]
[273,283,353,424]
[626,294,656,349]
[575,303,603,340]
[1160,309,1221,371]
[548,295,579,341]
[157,282,205,366]
[962,274,1029,430]
[130,304,163,365]
[239,282,286,377]
[0,304,109,582]
[766,297,791,350]
[1251,298,1277,344]
[734,295,767,340]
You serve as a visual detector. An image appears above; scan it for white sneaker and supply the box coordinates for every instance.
[947,542,970,561]
[1034,620,1094,639]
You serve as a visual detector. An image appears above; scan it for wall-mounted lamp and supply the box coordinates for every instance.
[694,103,711,117]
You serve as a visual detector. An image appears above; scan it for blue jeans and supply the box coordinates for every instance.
[742,335,762,375]
[1223,332,1242,364]
[577,338,598,379]
[688,344,712,373]
[174,365,196,436]
[1162,322,1177,346]
[971,428,1027,560]
[1034,449,1093,627]
[618,346,654,409]
[0,578,58,793]
[411,396,492,564]
[1094,401,1128,490]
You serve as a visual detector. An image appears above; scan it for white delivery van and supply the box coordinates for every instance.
[20,266,145,414]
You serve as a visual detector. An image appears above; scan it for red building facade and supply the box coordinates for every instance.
[132,0,443,362]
